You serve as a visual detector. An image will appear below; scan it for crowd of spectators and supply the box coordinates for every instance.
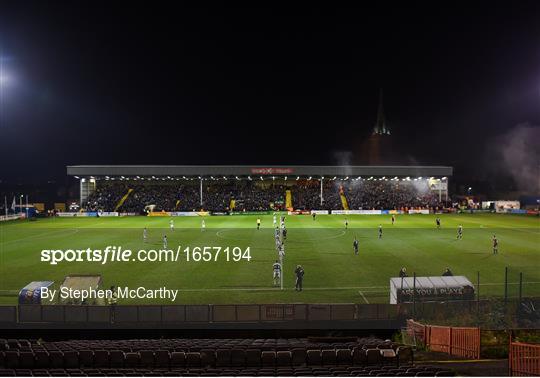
[119,184,200,213]
[292,181,341,210]
[204,182,286,212]
[83,180,445,213]
[84,184,128,212]
[344,181,442,210]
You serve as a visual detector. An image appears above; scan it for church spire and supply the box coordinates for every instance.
[373,88,390,135]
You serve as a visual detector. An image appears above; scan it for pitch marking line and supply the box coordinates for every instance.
[358,290,370,304]
[215,229,346,241]
[0,228,80,246]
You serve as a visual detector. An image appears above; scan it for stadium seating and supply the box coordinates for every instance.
[0,337,456,376]
[83,179,444,213]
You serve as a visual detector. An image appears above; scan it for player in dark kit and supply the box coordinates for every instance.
[312,212,316,221]
[378,225,383,239]
[391,215,395,225]
[353,237,359,255]
[493,235,498,254]
[294,265,305,291]
[457,225,463,239]
[345,218,348,229]
[436,217,441,229]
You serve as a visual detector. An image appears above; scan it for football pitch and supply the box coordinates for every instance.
[0,213,539,305]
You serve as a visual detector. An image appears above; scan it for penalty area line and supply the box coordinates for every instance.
[358,290,370,304]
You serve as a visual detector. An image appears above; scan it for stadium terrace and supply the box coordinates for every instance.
[67,165,452,213]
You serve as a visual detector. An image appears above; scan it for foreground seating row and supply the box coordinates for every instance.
[1,347,413,369]
[0,365,454,377]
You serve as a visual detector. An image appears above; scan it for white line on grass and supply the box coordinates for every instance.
[215,229,346,241]
[0,228,79,246]
[358,290,370,304]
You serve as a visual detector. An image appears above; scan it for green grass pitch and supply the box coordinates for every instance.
[0,213,538,305]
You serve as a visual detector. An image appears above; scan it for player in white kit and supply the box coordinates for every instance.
[272,260,282,286]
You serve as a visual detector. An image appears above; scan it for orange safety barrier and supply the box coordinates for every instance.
[428,325,451,354]
[451,327,481,359]
[407,319,480,359]
[509,341,540,376]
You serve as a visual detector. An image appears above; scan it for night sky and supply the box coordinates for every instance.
[0,3,539,197]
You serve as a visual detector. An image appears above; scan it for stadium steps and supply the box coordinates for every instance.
[285,190,293,210]
[114,189,134,212]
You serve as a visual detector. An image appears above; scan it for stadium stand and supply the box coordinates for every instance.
[82,180,444,213]
[0,337,455,376]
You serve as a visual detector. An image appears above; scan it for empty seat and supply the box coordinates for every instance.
[200,349,215,367]
[49,351,64,369]
[124,352,140,368]
[154,350,170,368]
[170,352,185,368]
[245,349,261,367]
[216,349,231,367]
[336,348,352,365]
[139,350,154,367]
[79,350,94,368]
[63,351,79,369]
[321,349,336,365]
[307,350,322,366]
[4,351,19,369]
[185,352,201,367]
[276,351,292,367]
[18,351,34,369]
[93,350,109,368]
[291,348,306,366]
[109,351,125,368]
[435,371,455,377]
[352,347,367,366]
[32,370,51,377]
[231,349,246,367]
[365,349,381,365]
[261,351,275,367]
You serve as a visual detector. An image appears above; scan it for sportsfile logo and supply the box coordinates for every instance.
[40,246,251,265]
